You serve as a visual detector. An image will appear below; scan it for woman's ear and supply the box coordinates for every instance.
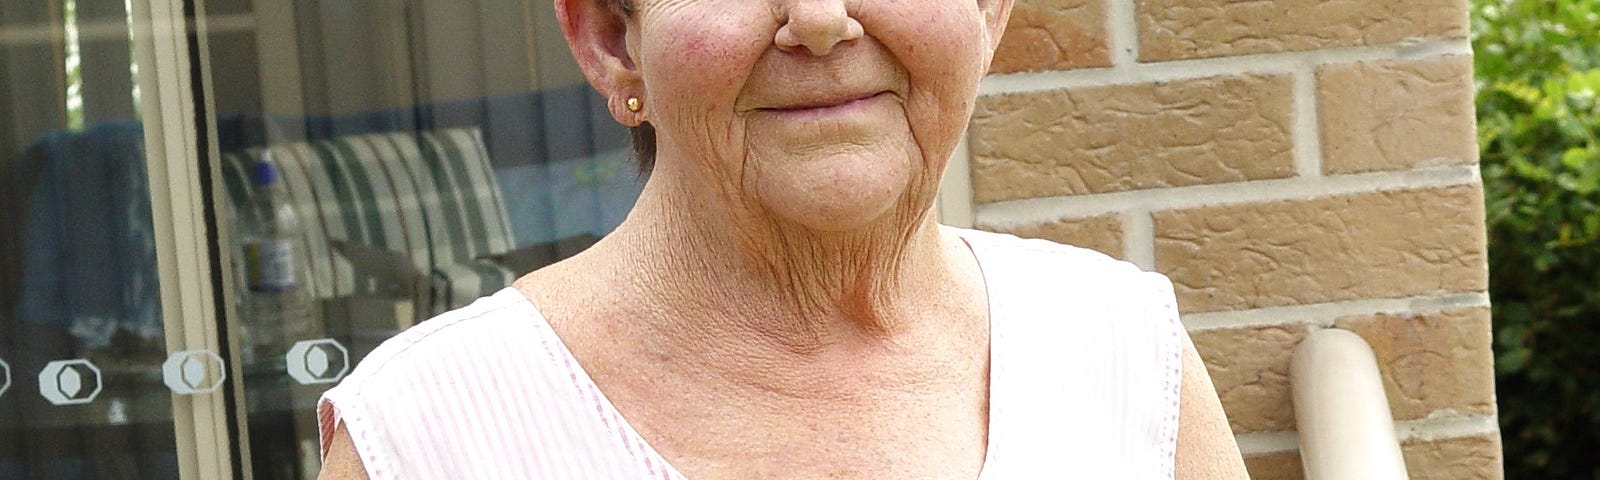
[978,0,1014,54]
[555,0,645,125]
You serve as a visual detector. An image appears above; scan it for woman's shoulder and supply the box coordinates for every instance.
[317,287,562,434]
[314,288,652,477]
[333,288,541,391]
[317,290,545,455]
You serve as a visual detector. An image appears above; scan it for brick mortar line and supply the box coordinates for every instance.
[977,38,1472,96]
[1235,431,1301,455]
[1293,68,1322,177]
[1180,292,1491,332]
[1235,413,1499,456]
[1397,412,1501,443]
[974,165,1480,228]
[1106,0,1139,67]
[1125,210,1154,269]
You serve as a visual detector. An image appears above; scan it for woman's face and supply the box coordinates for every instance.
[616,0,1009,231]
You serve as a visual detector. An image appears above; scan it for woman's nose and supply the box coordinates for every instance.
[774,0,863,56]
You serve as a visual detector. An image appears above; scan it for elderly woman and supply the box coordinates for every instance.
[318,0,1248,477]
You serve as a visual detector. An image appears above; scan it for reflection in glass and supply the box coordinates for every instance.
[0,0,179,477]
[202,0,642,477]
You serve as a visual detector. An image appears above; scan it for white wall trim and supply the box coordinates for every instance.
[938,130,977,228]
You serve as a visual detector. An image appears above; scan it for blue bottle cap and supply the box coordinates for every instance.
[250,159,278,186]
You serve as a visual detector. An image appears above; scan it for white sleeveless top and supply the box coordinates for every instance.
[319,228,1184,479]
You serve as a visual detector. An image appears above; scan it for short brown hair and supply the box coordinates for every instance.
[630,123,656,173]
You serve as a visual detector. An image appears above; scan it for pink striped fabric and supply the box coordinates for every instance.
[318,227,1182,478]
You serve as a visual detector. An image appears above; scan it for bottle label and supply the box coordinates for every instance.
[245,240,297,292]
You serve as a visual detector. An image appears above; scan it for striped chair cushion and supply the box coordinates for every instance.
[428,259,519,316]
[221,128,515,311]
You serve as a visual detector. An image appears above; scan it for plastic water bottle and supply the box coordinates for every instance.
[239,155,315,362]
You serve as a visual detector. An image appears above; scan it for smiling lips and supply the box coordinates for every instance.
[759,91,892,116]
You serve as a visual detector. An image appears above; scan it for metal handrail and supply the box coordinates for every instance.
[1290,328,1410,480]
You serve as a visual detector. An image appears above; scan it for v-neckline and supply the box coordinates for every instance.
[510,227,1001,479]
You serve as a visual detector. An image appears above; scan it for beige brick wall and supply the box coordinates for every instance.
[959,0,1499,477]
[1236,433,1503,480]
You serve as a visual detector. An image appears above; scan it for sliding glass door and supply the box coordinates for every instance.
[196,0,638,477]
[5,0,657,476]
[1,0,233,478]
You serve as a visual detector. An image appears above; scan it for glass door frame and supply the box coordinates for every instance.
[133,0,243,477]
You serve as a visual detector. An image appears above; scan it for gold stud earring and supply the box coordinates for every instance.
[626,97,642,113]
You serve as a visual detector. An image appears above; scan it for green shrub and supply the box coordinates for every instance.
[1474,0,1600,477]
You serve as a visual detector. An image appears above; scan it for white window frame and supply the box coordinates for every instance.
[131,0,240,477]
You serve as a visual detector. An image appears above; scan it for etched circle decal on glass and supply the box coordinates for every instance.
[306,346,330,377]
[162,350,227,395]
[58,368,82,397]
[38,359,103,406]
[285,339,349,385]
[0,357,10,400]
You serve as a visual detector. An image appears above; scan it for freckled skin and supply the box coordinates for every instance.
[627,0,994,232]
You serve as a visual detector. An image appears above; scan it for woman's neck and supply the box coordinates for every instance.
[603,163,964,355]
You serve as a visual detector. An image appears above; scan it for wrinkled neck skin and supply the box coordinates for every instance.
[604,147,957,359]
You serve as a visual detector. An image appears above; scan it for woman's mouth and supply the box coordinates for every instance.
[757,91,894,119]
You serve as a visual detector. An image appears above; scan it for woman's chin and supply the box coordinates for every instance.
[751,163,920,234]
[770,195,900,233]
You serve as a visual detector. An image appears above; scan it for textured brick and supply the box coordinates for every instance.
[1244,451,1305,480]
[1191,324,1308,433]
[1319,56,1478,174]
[991,0,1111,73]
[1238,435,1504,480]
[1136,0,1470,61]
[979,214,1124,259]
[970,74,1293,203]
[1402,434,1505,480]
[1154,185,1487,313]
[1335,307,1496,421]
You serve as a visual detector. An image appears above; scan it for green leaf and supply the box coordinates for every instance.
[1500,347,1533,374]
[1475,0,1600,476]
